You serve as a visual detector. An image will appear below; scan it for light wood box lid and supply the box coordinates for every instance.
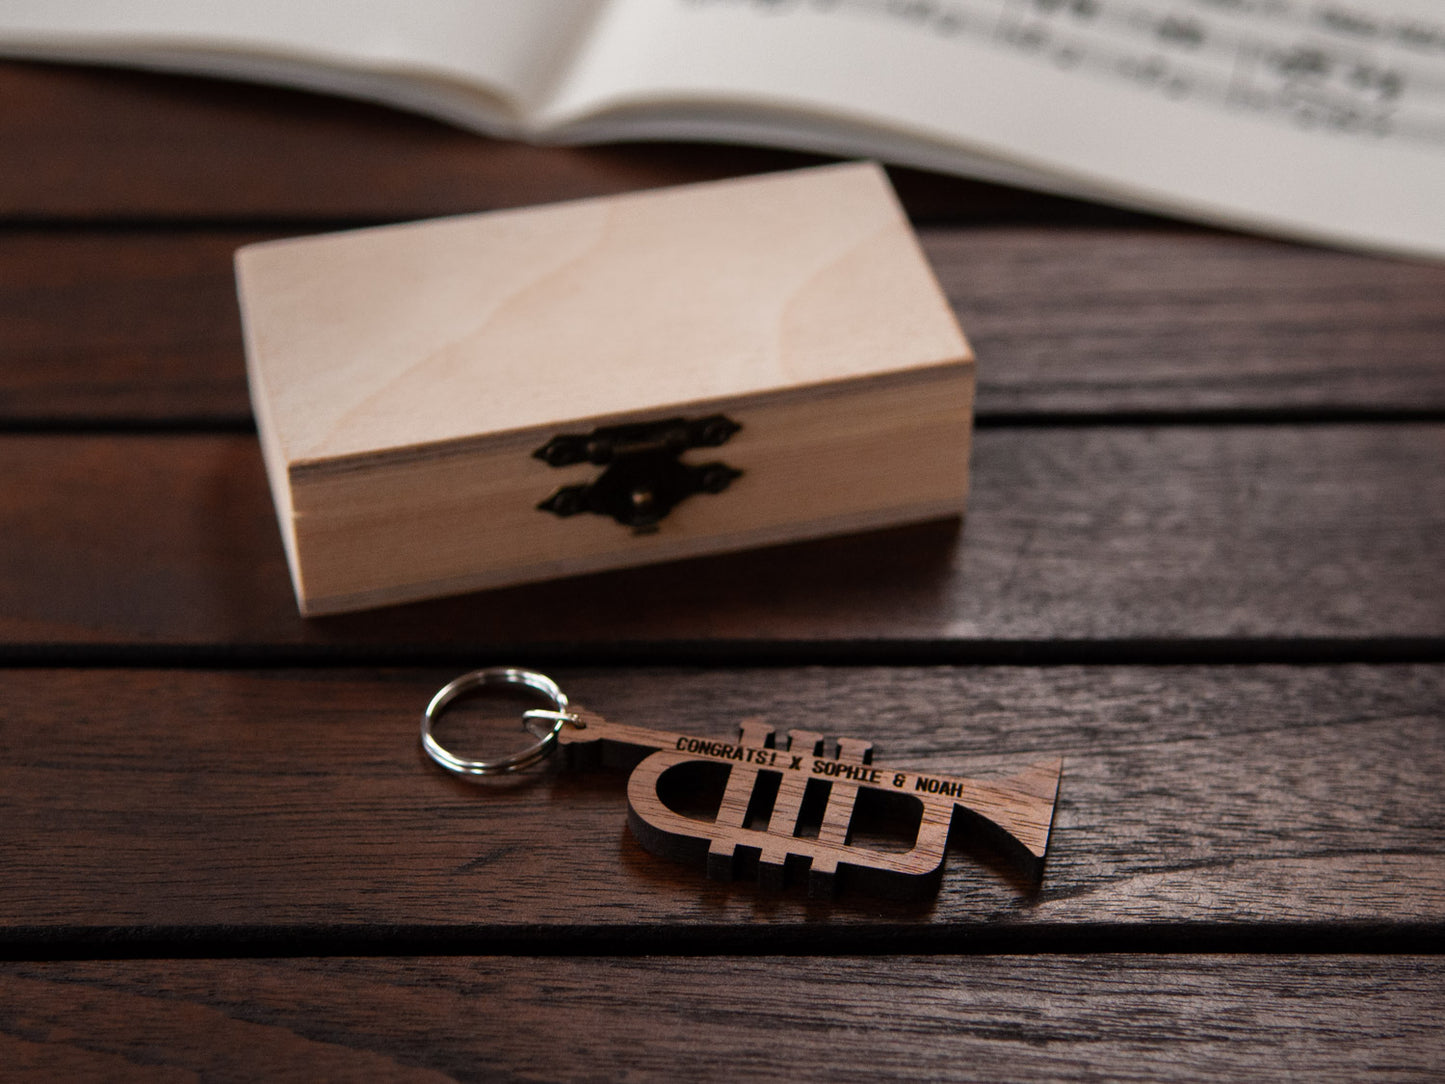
[236,161,972,471]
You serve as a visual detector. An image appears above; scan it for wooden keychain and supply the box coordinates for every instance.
[422,668,1061,899]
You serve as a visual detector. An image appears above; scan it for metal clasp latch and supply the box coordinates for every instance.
[533,414,742,531]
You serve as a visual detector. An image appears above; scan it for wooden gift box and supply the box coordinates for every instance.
[236,162,975,615]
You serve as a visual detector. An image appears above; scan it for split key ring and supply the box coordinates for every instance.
[421,667,576,776]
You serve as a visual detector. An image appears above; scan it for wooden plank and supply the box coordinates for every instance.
[937,229,1445,415]
[4,227,1441,425]
[0,60,1076,223]
[0,426,1439,648]
[2,666,1440,937]
[0,232,248,423]
[2,955,1440,1081]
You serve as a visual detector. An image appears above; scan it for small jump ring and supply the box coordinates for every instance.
[421,667,572,777]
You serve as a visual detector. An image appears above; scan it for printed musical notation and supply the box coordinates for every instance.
[693,0,1445,148]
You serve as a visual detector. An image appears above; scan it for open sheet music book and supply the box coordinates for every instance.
[3,0,1442,259]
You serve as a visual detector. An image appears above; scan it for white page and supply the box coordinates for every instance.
[0,0,602,126]
[544,0,1445,259]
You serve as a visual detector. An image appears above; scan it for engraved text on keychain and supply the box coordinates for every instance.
[421,668,1062,899]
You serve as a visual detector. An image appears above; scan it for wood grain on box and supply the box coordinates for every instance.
[236,162,973,613]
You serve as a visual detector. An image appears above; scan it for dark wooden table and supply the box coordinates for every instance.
[2,60,1442,1081]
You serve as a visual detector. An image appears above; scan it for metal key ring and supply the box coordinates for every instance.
[421,667,573,777]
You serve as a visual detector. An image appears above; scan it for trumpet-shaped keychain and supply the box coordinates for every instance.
[422,668,1062,899]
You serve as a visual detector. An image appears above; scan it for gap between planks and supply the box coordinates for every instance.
[2,638,1444,669]
[4,919,1441,963]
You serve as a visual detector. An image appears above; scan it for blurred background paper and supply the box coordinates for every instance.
[1,0,1441,259]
